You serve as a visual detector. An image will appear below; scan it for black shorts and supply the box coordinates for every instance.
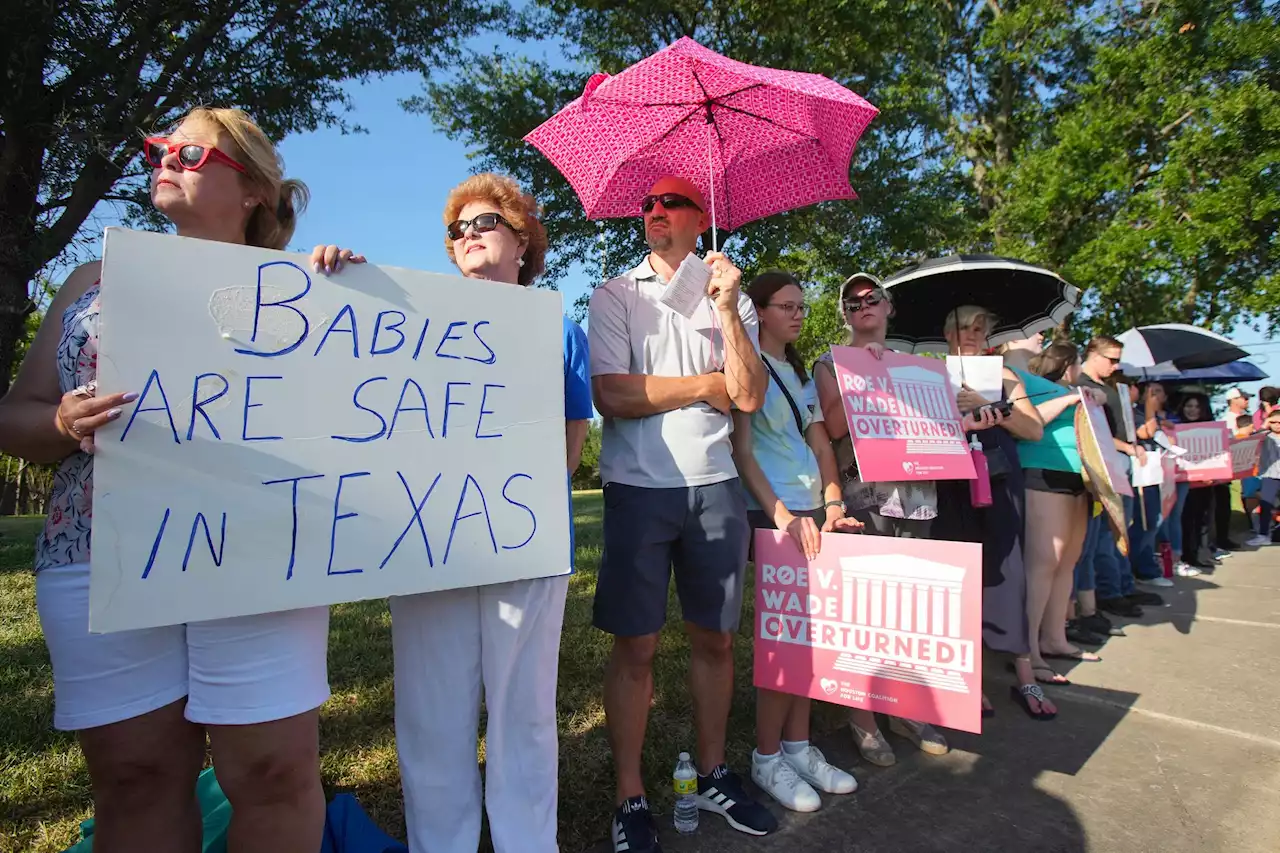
[1024,467,1085,496]
[593,480,750,637]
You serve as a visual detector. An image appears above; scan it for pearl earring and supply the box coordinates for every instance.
[517,258,525,268]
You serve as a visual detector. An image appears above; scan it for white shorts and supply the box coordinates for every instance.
[36,562,331,731]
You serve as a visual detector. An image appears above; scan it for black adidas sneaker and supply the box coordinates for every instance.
[612,795,662,852]
[696,764,779,836]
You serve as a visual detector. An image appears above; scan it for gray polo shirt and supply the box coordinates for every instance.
[588,257,760,489]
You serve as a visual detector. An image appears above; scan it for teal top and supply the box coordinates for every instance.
[1014,368,1082,474]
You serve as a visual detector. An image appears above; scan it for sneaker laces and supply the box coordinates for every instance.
[769,755,805,791]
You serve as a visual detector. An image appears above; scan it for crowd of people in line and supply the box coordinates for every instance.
[4,105,1279,853]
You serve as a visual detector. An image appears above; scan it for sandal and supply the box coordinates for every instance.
[1007,661,1071,686]
[982,694,995,719]
[1010,684,1057,721]
[1043,649,1102,663]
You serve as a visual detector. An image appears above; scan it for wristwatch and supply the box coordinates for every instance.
[824,500,847,513]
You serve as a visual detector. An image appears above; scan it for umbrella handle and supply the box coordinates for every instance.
[706,120,718,253]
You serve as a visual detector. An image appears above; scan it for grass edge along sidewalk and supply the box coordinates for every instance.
[0,493,855,852]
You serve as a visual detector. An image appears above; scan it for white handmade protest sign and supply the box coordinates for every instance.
[89,229,570,632]
[944,356,1004,405]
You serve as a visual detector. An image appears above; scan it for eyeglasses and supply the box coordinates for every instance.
[1103,355,1122,365]
[641,193,702,214]
[142,137,246,173]
[842,290,887,313]
[768,301,809,317]
[446,212,520,241]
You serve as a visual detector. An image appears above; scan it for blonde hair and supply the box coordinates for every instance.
[443,173,547,286]
[943,304,994,338]
[179,107,309,250]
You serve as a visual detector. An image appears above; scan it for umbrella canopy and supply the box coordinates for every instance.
[1116,324,1248,370]
[1119,359,1267,383]
[523,37,879,233]
[878,254,1081,354]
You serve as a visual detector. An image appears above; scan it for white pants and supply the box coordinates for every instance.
[390,574,568,853]
[36,562,330,731]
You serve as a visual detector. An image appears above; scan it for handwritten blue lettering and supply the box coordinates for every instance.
[444,474,497,564]
[140,508,172,579]
[467,321,497,365]
[182,512,227,571]
[380,471,444,569]
[434,321,468,360]
[120,369,180,444]
[475,383,505,439]
[443,381,471,438]
[235,261,311,357]
[328,471,371,575]
[187,372,229,441]
[242,376,284,441]
[332,377,389,442]
[371,310,407,356]
[313,304,361,358]
[500,473,537,550]
[264,474,325,580]
[411,318,432,360]
[388,379,435,439]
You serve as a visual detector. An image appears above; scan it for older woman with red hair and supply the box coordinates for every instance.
[313,172,590,853]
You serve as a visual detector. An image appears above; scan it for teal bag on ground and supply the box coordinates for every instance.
[64,766,231,853]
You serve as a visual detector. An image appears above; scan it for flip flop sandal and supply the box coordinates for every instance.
[1011,683,1057,721]
[1044,650,1102,663]
[1006,662,1071,686]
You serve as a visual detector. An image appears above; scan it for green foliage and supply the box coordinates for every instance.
[415,0,1279,353]
[571,419,602,489]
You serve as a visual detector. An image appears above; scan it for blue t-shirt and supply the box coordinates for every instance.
[747,353,824,512]
[1014,368,1082,474]
[563,316,593,559]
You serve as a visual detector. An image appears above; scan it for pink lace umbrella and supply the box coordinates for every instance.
[524,37,879,248]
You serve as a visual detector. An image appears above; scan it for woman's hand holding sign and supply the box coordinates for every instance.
[777,509,822,560]
[56,381,138,455]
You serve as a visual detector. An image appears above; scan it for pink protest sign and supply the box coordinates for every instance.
[1171,423,1232,483]
[828,346,976,481]
[753,529,984,734]
[1230,434,1265,480]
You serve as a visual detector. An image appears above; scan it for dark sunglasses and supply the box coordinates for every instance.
[641,193,702,214]
[1103,355,1122,365]
[446,212,520,241]
[842,290,887,313]
[142,137,246,173]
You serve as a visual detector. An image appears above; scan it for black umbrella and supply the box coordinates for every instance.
[879,254,1081,353]
[1116,324,1248,371]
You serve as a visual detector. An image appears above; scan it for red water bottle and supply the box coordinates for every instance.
[969,437,993,508]
[1159,542,1174,578]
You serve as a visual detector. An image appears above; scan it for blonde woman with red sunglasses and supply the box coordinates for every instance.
[0,108,326,853]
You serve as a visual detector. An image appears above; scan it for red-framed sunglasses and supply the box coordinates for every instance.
[142,137,247,173]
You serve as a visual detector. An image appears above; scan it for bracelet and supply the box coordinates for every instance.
[824,500,846,512]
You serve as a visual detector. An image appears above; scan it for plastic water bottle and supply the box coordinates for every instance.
[673,752,699,834]
[969,436,993,508]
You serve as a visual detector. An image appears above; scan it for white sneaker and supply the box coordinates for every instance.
[784,745,857,795]
[1138,576,1175,588]
[1174,562,1202,577]
[1246,535,1271,548]
[751,750,821,813]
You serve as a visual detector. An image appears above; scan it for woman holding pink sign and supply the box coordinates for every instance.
[731,272,863,814]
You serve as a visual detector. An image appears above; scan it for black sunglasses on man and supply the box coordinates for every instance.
[641,193,702,214]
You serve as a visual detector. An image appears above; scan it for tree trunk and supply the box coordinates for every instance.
[15,458,28,515]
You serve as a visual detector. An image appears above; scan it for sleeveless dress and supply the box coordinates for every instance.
[34,285,100,573]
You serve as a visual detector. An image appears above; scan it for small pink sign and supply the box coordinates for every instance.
[753,529,984,734]
[1160,453,1178,518]
[1230,434,1265,479]
[828,346,976,481]
[1171,423,1232,483]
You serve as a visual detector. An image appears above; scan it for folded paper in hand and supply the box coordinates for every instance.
[1131,449,1165,488]
[659,253,712,319]
[1153,430,1188,457]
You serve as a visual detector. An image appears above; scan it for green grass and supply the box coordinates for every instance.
[0,498,844,852]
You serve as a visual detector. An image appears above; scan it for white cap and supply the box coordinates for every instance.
[1225,387,1252,401]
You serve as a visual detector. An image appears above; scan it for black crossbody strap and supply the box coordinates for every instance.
[762,355,806,440]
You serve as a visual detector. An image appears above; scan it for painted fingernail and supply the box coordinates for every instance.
[326,264,333,274]
[107,409,122,419]
[313,261,321,273]
[122,392,139,402]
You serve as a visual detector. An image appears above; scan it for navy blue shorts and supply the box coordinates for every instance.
[593,480,750,636]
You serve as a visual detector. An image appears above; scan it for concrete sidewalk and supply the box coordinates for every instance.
[584,545,1280,853]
